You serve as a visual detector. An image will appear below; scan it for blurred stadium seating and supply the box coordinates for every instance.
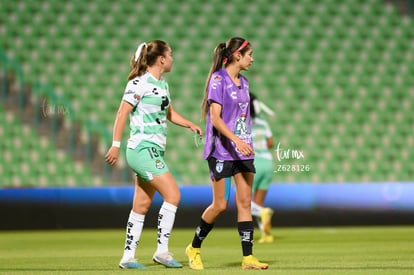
[0,105,98,186]
[0,0,413,186]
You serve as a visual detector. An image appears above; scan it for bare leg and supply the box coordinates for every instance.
[234,172,254,222]
[132,176,156,214]
[147,171,181,206]
[201,177,229,223]
[253,189,268,207]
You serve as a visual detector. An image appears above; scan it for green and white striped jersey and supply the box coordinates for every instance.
[252,116,273,160]
[122,72,170,150]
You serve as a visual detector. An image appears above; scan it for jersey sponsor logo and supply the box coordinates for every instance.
[125,89,135,95]
[234,114,248,135]
[161,96,169,110]
[230,91,237,99]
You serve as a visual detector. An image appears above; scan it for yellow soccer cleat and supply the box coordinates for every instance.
[241,255,269,270]
[185,244,204,270]
[260,207,274,235]
[258,233,274,244]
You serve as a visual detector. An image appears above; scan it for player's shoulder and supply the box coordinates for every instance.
[126,74,149,89]
[212,69,232,88]
[211,70,225,82]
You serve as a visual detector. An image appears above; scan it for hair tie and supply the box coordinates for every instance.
[134,42,147,62]
[223,48,232,58]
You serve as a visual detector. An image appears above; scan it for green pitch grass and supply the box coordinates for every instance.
[0,226,413,274]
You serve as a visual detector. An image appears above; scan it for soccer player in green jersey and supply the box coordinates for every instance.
[250,93,275,244]
[105,40,202,269]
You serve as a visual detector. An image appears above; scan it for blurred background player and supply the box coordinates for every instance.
[249,93,275,243]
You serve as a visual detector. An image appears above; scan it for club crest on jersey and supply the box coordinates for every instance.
[215,160,224,173]
[238,102,249,111]
[155,160,164,169]
[213,75,222,81]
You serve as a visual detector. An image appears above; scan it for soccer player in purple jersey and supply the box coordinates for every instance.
[186,37,269,270]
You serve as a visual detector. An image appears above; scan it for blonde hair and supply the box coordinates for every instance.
[127,40,169,80]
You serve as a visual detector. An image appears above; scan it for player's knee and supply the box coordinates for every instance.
[163,192,181,206]
[214,201,228,214]
[238,197,252,210]
[133,199,152,214]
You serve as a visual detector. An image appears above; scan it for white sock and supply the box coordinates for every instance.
[155,201,177,255]
[120,210,145,263]
[254,215,264,233]
[251,201,264,232]
[251,201,263,217]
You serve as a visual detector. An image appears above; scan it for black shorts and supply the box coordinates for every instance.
[207,157,256,180]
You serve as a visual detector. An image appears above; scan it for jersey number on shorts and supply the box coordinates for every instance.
[147,147,160,159]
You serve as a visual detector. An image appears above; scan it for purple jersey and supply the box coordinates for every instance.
[203,68,253,161]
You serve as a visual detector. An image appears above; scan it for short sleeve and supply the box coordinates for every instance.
[122,78,145,106]
[207,73,224,106]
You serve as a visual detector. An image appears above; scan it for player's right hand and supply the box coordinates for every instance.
[235,139,254,157]
[105,147,120,165]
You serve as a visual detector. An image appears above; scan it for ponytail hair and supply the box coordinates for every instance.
[127,40,169,80]
[201,37,251,120]
[201,42,226,120]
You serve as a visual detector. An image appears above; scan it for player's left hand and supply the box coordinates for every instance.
[189,123,203,136]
